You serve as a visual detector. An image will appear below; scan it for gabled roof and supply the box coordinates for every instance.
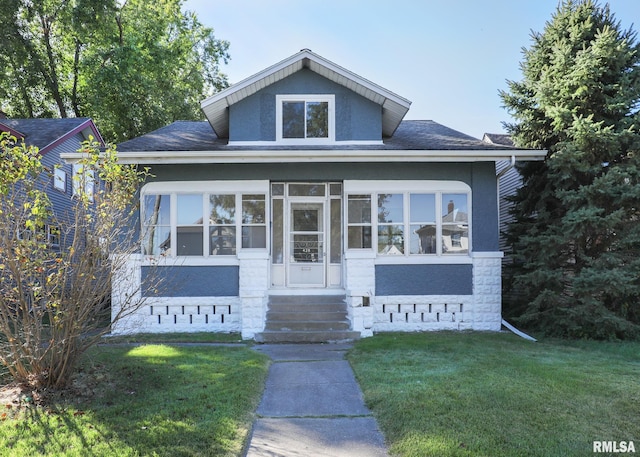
[0,118,104,154]
[482,133,514,147]
[201,49,412,138]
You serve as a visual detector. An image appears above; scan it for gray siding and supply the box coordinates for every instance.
[141,266,240,297]
[375,264,473,295]
[496,161,522,253]
[144,161,500,253]
[229,69,382,142]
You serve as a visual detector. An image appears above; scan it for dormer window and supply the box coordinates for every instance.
[276,95,335,143]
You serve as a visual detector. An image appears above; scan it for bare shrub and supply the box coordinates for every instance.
[0,132,150,389]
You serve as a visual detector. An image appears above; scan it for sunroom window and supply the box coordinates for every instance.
[346,189,470,256]
[276,95,335,142]
[142,194,171,256]
[141,191,267,257]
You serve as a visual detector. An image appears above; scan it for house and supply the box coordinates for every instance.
[0,118,105,246]
[98,49,545,341]
[483,133,522,255]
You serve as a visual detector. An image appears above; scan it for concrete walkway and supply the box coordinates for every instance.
[245,343,389,457]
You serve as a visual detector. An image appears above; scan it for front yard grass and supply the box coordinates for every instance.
[0,343,269,456]
[348,332,640,457]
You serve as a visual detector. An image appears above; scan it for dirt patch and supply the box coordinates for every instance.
[0,384,24,406]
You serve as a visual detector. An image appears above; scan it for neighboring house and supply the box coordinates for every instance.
[483,133,521,255]
[0,118,105,247]
[98,49,546,341]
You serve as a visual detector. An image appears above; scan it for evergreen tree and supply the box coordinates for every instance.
[501,0,640,339]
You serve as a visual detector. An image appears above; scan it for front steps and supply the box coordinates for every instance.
[255,295,360,343]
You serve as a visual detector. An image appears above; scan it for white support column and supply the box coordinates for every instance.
[238,251,270,339]
[344,250,376,337]
[110,254,144,335]
[471,252,504,331]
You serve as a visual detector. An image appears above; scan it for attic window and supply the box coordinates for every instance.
[276,95,334,143]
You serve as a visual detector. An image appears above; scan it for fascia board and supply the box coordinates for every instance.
[62,149,547,165]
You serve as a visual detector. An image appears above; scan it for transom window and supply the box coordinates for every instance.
[347,189,470,256]
[276,95,335,143]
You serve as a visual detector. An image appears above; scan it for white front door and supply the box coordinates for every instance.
[288,201,325,286]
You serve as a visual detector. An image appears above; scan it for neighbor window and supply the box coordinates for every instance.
[276,95,335,142]
[72,164,94,201]
[54,168,66,192]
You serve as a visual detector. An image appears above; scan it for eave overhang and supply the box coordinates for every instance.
[62,149,546,165]
[201,49,412,138]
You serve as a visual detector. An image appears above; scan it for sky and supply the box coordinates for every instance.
[182,0,640,139]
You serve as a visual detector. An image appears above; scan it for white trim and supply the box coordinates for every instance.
[275,94,335,144]
[141,180,269,194]
[374,255,473,265]
[140,180,270,259]
[69,149,546,165]
[228,139,384,146]
[200,49,412,138]
[344,180,471,193]
[344,180,472,259]
[471,251,504,259]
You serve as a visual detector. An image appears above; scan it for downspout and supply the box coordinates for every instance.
[502,319,537,342]
[496,155,537,342]
[496,154,516,179]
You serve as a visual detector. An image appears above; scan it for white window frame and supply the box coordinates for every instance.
[276,94,335,144]
[344,180,472,264]
[53,167,66,192]
[140,181,269,264]
[72,164,94,202]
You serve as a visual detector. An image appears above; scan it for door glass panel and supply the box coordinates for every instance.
[293,209,319,231]
[272,199,284,264]
[292,234,323,263]
[330,199,341,263]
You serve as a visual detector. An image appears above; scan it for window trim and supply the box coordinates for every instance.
[275,94,335,144]
[344,180,472,263]
[140,181,269,261]
[53,167,67,193]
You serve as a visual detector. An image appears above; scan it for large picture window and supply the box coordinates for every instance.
[276,95,335,143]
[346,184,470,257]
[141,188,267,258]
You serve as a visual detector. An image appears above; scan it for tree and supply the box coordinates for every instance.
[0,132,152,389]
[0,0,229,142]
[500,0,640,339]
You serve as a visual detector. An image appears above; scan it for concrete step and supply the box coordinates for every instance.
[266,311,348,322]
[267,303,347,313]
[268,295,347,305]
[255,294,359,343]
[265,320,351,331]
[255,330,361,344]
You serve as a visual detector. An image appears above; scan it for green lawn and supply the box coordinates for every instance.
[0,344,269,457]
[348,332,640,457]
